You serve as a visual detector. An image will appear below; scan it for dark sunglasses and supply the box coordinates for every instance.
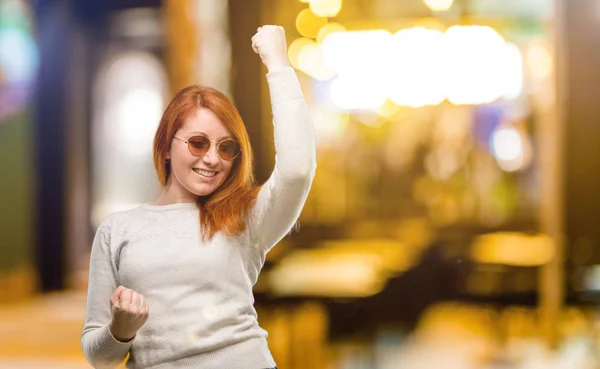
[173,135,241,161]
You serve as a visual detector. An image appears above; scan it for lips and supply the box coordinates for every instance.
[192,168,218,178]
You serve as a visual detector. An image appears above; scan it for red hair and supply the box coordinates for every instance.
[153,85,260,240]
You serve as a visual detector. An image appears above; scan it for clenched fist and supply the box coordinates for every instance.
[109,286,149,342]
[251,25,290,73]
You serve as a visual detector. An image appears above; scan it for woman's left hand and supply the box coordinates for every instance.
[251,25,291,73]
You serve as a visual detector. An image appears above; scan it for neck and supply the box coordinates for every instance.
[153,175,198,205]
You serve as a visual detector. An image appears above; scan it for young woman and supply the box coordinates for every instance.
[81,25,316,369]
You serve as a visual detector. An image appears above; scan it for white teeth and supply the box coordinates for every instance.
[193,169,217,177]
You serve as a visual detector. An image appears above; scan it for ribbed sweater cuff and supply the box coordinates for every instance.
[95,324,134,359]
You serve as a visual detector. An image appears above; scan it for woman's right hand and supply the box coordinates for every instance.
[109,285,149,342]
[251,25,290,73]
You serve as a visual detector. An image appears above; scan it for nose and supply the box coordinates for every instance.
[201,143,220,166]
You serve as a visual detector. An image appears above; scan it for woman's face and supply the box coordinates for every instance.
[167,108,235,198]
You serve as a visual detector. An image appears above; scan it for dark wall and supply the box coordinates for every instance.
[562,0,600,279]
[228,0,270,183]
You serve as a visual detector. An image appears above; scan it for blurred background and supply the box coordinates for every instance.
[1,0,600,367]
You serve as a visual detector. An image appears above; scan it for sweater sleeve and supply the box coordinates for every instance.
[81,216,133,368]
[249,67,317,252]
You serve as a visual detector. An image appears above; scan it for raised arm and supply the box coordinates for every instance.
[249,26,317,252]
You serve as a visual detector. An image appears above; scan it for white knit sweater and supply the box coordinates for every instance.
[81,67,316,369]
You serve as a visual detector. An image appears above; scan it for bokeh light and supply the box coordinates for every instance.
[309,0,342,17]
[297,41,335,81]
[309,102,349,148]
[288,37,315,71]
[502,43,524,100]
[296,8,327,39]
[490,124,532,172]
[309,25,523,110]
[471,232,555,266]
[443,25,513,105]
[0,0,38,121]
[316,22,346,44]
[527,40,553,80]
[423,0,454,12]
[492,126,522,162]
[117,88,163,155]
[375,99,400,118]
[0,27,37,84]
[322,30,392,110]
[388,27,446,107]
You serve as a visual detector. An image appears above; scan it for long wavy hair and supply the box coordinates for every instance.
[153,85,260,241]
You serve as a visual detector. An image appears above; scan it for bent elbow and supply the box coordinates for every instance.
[81,332,121,369]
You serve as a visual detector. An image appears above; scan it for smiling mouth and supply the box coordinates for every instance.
[192,168,218,178]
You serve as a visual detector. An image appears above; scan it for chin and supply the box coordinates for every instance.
[190,182,224,197]
[190,186,216,197]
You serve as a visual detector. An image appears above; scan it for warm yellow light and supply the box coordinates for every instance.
[297,42,335,81]
[268,238,414,297]
[527,41,553,80]
[310,103,349,147]
[471,232,555,266]
[316,22,346,44]
[353,112,386,128]
[443,25,512,105]
[502,43,523,100]
[414,17,446,31]
[321,30,391,109]
[288,38,314,71]
[388,27,446,107]
[329,77,387,110]
[423,0,454,11]
[375,99,400,117]
[310,0,342,17]
[295,8,327,39]
[306,25,523,109]
[298,43,320,71]
[268,251,385,297]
